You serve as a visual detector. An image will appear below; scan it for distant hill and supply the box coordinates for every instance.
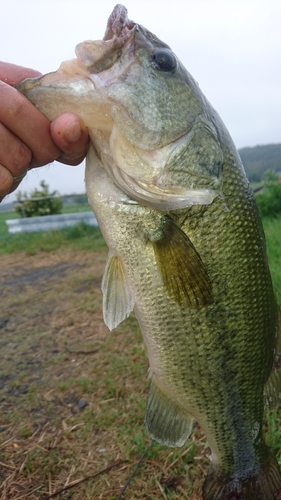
[238,143,281,182]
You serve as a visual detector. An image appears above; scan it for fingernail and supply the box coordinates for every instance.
[64,121,82,143]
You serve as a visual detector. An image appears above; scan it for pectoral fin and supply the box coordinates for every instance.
[101,253,134,330]
[145,378,193,447]
[151,216,213,308]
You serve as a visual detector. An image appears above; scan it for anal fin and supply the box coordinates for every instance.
[101,253,134,330]
[145,377,193,447]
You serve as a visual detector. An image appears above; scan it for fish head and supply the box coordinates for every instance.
[17,4,224,210]
[80,5,200,149]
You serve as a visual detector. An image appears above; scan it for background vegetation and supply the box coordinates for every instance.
[14,181,63,218]
[255,171,281,218]
[239,143,281,182]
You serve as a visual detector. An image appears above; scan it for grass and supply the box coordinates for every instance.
[61,203,92,214]
[0,222,106,255]
[0,213,280,498]
[265,409,281,462]
[0,203,104,255]
[0,203,91,238]
[0,210,17,236]
[262,216,281,306]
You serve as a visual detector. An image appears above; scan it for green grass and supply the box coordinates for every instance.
[61,203,92,214]
[0,221,106,255]
[0,203,102,254]
[262,216,281,306]
[265,408,281,466]
[0,210,17,237]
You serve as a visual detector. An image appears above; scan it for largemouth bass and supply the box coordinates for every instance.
[17,5,281,499]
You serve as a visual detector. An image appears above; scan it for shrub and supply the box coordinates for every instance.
[15,181,63,218]
[255,170,281,218]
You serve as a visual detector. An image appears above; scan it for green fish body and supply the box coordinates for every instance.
[17,5,281,499]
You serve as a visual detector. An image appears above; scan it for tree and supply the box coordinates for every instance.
[15,181,63,218]
[263,170,279,186]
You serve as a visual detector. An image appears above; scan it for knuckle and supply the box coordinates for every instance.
[31,149,60,168]
[11,141,32,170]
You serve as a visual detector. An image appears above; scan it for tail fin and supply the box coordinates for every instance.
[203,450,281,500]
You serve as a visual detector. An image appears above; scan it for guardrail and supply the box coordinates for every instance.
[6,212,98,234]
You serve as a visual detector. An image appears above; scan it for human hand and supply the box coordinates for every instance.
[0,62,89,200]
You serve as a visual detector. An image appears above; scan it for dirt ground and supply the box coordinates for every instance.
[0,248,126,500]
[0,249,206,500]
[0,249,107,410]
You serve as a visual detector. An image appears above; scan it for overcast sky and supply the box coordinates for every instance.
[1,0,281,203]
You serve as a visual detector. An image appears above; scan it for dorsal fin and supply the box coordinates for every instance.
[151,216,213,309]
[101,253,134,330]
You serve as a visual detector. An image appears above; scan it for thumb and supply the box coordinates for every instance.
[50,113,89,166]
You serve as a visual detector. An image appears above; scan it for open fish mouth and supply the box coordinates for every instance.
[75,5,137,76]
[16,6,137,97]
[103,4,135,41]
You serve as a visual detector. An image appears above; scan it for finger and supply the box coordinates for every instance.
[50,113,89,166]
[0,61,41,86]
[0,82,60,167]
[0,163,17,201]
[0,163,12,195]
[0,122,32,175]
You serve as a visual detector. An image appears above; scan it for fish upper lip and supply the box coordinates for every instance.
[74,6,137,76]
[103,4,135,41]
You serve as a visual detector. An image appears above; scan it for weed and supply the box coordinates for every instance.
[20,428,33,438]
[57,381,69,391]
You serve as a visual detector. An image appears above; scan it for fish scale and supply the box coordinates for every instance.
[16,4,281,498]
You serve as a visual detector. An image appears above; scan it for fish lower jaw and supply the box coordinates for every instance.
[111,164,217,211]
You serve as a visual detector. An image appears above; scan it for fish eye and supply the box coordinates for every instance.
[151,50,177,72]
